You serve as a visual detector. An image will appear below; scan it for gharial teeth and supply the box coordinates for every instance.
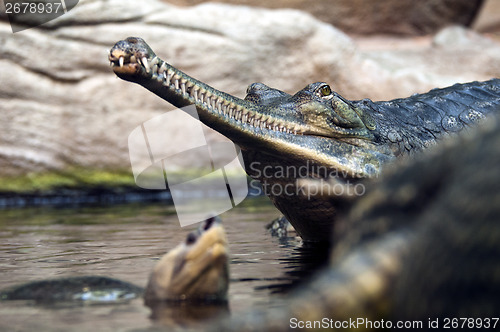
[158,63,166,74]
[223,108,298,133]
[191,88,198,100]
[142,57,150,73]
[165,71,172,86]
[119,57,124,67]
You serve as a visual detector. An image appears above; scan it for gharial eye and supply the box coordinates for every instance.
[319,84,332,97]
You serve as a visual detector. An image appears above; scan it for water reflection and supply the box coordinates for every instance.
[148,301,230,329]
[255,241,331,295]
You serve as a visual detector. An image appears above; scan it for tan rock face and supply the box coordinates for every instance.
[166,0,484,36]
[1,0,499,177]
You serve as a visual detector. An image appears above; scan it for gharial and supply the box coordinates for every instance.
[109,37,500,242]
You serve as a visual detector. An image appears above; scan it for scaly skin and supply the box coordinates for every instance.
[109,37,500,242]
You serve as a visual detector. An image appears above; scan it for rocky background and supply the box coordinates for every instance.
[169,0,485,36]
[1,0,500,192]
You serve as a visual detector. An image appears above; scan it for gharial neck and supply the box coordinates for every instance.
[352,78,500,156]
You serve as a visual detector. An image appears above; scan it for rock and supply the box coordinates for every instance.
[473,0,500,35]
[1,0,500,183]
[167,0,484,36]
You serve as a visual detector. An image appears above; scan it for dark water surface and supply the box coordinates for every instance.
[0,197,328,331]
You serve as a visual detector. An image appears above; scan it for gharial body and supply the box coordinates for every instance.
[109,37,500,242]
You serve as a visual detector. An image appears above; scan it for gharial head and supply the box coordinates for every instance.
[244,81,377,140]
[109,37,391,179]
[144,216,229,304]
